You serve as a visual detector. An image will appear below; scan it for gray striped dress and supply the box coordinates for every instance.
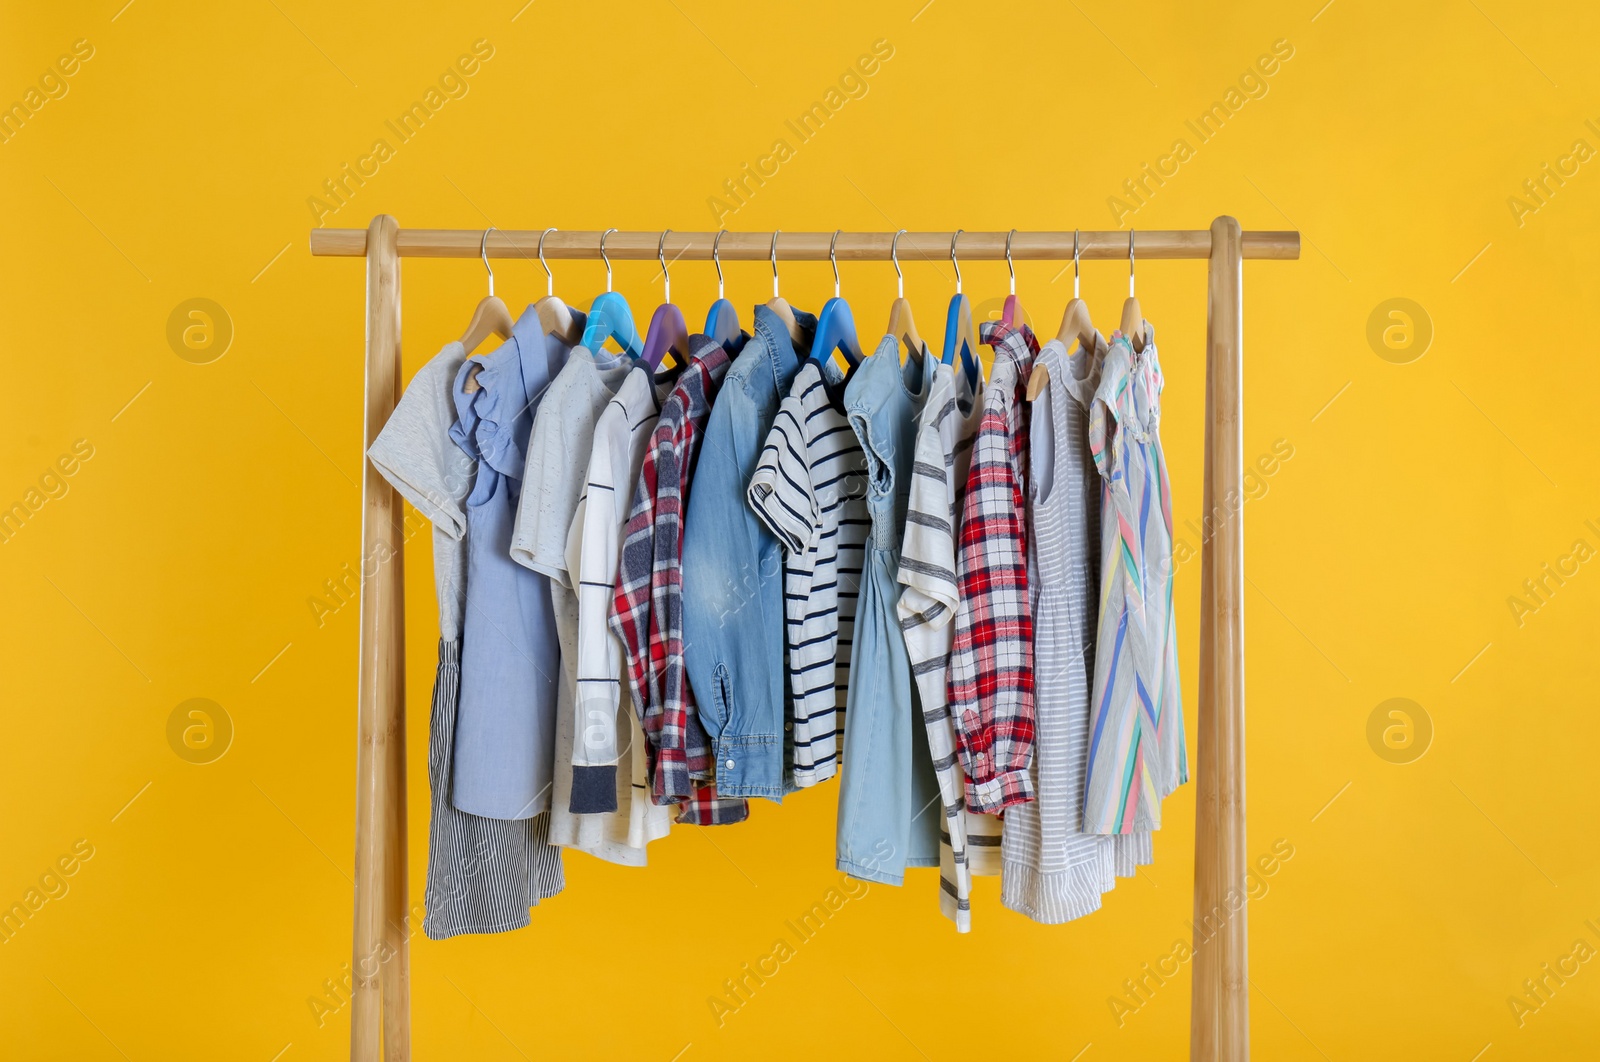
[367,341,565,940]
[424,639,565,938]
[1001,335,1149,925]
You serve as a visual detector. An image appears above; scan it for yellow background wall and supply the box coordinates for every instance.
[3,1,1597,1058]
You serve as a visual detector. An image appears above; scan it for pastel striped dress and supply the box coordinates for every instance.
[1083,328,1188,835]
[1003,335,1149,923]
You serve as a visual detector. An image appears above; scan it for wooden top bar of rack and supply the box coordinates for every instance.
[309,228,1300,261]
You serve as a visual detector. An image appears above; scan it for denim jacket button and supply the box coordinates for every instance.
[725,758,735,769]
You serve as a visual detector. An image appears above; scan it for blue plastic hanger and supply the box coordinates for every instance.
[703,229,742,349]
[940,229,981,389]
[579,228,643,358]
[640,230,691,372]
[809,232,863,369]
[813,298,863,368]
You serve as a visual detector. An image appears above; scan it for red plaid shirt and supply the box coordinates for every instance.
[947,321,1039,815]
[609,335,749,826]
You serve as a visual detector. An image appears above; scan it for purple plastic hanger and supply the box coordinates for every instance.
[640,229,689,371]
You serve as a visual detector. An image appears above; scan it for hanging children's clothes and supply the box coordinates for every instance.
[515,342,662,865]
[1070,338,1153,882]
[564,365,675,849]
[1084,327,1188,834]
[1003,332,1147,925]
[837,337,941,884]
[948,320,1039,817]
[897,354,995,931]
[747,356,868,788]
[448,309,573,821]
[682,305,815,800]
[367,338,563,939]
[1083,345,1156,883]
[610,334,750,826]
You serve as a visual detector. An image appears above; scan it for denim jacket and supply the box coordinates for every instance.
[681,304,814,798]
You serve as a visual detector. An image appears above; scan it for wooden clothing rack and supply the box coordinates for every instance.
[309,217,1301,1062]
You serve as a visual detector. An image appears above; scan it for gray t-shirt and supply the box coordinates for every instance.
[367,341,475,639]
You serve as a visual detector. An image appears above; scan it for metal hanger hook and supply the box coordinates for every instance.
[891,229,906,299]
[1073,229,1081,300]
[600,227,617,293]
[1128,229,1136,298]
[480,227,496,297]
[1006,229,1017,297]
[830,230,842,297]
[950,229,964,295]
[659,229,672,303]
[713,230,727,299]
[770,230,781,299]
[538,227,556,298]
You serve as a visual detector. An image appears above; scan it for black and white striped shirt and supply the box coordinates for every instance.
[747,360,868,786]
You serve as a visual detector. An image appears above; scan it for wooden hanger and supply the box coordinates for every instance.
[1119,228,1149,354]
[764,229,805,346]
[460,228,516,393]
[1030,230,1096,401]
[532,227,582,346]
[460,227,515,355]
[887,229,925,363]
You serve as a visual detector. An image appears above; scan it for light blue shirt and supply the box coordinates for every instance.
[447,306,582,820]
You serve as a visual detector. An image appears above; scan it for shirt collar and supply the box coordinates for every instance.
[511,303,587,390]
[685,332,726,366]
[981,319,1039,376]
[752,304,815,396]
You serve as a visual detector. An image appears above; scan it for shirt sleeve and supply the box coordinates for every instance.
[610,420,663,756]
[897,424,959,638]
[681,382,767,791]
[1087,352,1124,485]
[568,416,623,814]
[746,393,819,555]
[366,355,470,540]
[649,420,697,802]
[510,382,576,584]
[946,398,1036,816]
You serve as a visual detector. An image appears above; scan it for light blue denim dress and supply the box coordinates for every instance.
[447,307,576,820]
[837,337,941,884]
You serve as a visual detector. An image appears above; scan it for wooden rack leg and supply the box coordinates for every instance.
[378,212,412,1061]
[1191,215,1248,1060]
[352,214,409,1062]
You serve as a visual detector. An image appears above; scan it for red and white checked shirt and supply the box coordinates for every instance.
[609,335,750,826]
[947,321,1039,815]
